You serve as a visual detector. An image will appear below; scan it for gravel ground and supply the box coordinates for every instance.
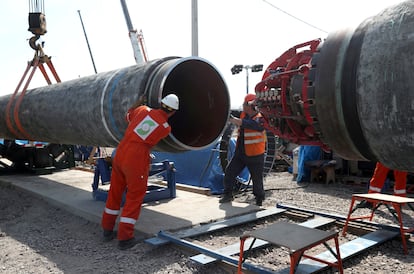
[1,171,414,274]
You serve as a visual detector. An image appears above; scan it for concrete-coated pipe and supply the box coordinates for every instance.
[313,1,414,171]
[0,56,230,152]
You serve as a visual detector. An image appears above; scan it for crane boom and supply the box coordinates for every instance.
[120,0,144,64]
[138,30,149,62]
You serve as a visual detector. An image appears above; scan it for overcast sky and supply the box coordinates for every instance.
[0,0,404,108]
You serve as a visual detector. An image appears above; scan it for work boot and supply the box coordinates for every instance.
[219,194,233,203]
[118,237,139,250]
[255,196,264,206]
[103,230,116,242]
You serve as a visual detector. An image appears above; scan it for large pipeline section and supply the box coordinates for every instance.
[256,0,414,171]
[0,56,230,152]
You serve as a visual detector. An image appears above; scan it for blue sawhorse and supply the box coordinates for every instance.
[92,160,176,204]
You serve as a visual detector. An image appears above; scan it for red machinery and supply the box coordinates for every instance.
[253,1,414,172]
[255,39,328,150]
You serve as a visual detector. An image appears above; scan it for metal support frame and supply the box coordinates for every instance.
[154,204,400,273]
[92,160,176,203]
[146,207,285,246]
[342,193,414,254]
[157,230,274,273]
[277,203,412,233]
[238,222,343,274]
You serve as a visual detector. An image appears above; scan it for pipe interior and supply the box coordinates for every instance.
[161,59,229,150]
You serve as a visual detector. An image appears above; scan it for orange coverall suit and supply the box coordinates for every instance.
[101,105,171,240]
[368,162,408,197]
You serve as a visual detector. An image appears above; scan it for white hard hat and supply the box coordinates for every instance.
[161,94,179,110]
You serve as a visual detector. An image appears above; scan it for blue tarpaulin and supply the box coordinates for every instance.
[92,138,250,195]
[296,145,321,183]
[153,138,249,195]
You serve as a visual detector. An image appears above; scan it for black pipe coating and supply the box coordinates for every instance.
[314,0,414,171]
[0,56,230,152]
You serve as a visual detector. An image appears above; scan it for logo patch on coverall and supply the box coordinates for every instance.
[134,115,159,140]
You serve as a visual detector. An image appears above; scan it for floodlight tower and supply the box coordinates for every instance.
[231,64,263,94]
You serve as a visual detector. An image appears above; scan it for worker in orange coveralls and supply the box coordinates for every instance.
[101,94,179,250]
[368,162,408,197]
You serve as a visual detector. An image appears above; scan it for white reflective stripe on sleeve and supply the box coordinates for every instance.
[244,138,266,144]
[244,132,263,137]
[368,186,382,193]
[104,207,120,216]
[120,217,137,225]
[163,122,169,128]
[394,188,406,195]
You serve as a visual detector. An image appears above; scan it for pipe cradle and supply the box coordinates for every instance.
[0,56,230,152]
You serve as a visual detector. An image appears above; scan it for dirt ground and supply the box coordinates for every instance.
[1,171,414,274]
[0,180,228,274]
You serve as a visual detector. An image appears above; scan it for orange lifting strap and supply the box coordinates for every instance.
[5,46,61,140]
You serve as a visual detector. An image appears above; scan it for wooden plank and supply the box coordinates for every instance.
[353,193,414,204]
[191,216,335,265]
[153,181,211,195]
[276,229,399,274]
[73,166,94,173]
[339,175,370,185]
[145,207,286,246]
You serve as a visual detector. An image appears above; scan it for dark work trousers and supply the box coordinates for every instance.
[223,150,265,199]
